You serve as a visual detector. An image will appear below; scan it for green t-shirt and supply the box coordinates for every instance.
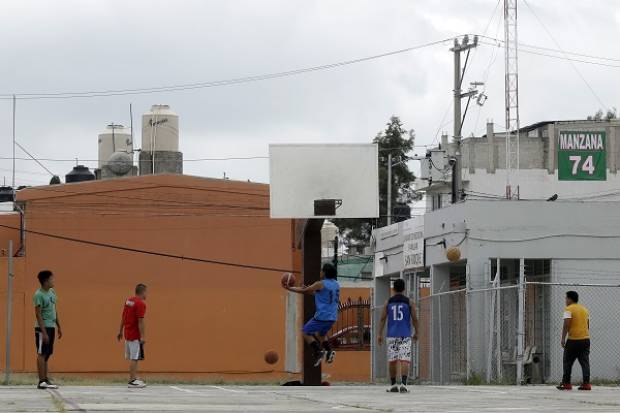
[33,288,57,328]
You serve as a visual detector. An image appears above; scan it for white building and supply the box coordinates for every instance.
[423,119,620,210]
[373,201,620,384]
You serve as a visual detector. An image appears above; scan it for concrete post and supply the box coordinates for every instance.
[608,125,616,174]
[285,292,298,374]
[468,139,475,174]
[547,123,556,174]
[372,276,391,381]
[4,241,13,385]
[487,122,495,173]
[441,134,449,152]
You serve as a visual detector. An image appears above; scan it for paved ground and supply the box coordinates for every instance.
[1,385,619,412]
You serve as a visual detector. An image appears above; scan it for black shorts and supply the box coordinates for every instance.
[35,327,55,361]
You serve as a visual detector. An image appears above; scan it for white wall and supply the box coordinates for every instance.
[464,168,620,201]
[423,200,620,381]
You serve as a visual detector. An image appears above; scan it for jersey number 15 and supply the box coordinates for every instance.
[392,304,405,321]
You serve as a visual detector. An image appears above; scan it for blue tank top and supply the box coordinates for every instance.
[387,294,412,338]
[314,279,340,321]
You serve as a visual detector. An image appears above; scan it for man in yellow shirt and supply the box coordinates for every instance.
[557,291,591,391]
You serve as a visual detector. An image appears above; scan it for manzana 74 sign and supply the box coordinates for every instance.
[558,131,606,181]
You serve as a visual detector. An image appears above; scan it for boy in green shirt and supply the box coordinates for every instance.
[34,270,62,389]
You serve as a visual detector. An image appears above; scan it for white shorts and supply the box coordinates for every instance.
[387,337,412,362]
[125,340,144,361]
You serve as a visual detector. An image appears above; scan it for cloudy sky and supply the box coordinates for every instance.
[1,0,619,187]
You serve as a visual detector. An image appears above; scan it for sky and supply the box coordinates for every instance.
[1,0,620,187]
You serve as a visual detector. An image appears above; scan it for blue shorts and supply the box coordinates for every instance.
[303,318,335,336]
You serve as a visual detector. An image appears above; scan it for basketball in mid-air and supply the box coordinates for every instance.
[446,247,461,263]
[264,350,279,365]
[281,272,296,288]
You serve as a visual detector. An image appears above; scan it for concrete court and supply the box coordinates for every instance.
[1,385,619,412]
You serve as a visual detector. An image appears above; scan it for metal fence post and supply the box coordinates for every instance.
[4,241,14,385]
[516,258,525,385]
[466,264,471,382]
[438,294,443,384]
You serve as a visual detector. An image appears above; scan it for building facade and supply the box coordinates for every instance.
[0,174,368,382]
[424,119,620,209]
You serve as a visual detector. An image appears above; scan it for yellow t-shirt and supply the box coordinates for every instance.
[563,303,590,340]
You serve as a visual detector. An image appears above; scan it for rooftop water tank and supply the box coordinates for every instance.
[0,186,14,202]
[66,165,95,183]
[107,151,134,175]
[141,104,179,153]
[98,124,132,169]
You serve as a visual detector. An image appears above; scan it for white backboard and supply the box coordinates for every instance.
[269,144,379,218]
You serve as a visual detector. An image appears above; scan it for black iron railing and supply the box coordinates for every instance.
[327,297,371,351]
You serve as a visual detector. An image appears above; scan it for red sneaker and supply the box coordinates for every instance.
[556,383,573,390]
[578,384,592,391]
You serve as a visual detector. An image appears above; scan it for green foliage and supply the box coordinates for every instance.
[587,108,617,121]
[333,116,418,244]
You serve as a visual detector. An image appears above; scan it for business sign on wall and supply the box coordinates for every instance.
[403,216,424,270]
[558,131,606,181]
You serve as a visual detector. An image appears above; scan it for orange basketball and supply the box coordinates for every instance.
[446,247,461,262]
[264,350,279,365]
[281,272,296,288]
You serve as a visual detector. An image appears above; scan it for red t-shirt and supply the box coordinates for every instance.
[122,296,146,341]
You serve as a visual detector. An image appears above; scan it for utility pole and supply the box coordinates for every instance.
[450,36,478,203]
[387,153,392,225]
[12,95,16,196]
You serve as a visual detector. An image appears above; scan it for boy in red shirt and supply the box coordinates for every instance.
[117,284,147,388]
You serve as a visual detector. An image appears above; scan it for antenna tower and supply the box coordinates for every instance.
[504,0,520,198]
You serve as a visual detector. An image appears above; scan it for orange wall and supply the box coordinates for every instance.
[0,213,20,254]
[0,176,372,382]
[323,351,370,382]
[4,176,294,379]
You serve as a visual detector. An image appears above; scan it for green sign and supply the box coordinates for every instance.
[558,131,606,181]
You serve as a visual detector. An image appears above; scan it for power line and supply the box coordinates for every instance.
[476,34,620,63]
[479,39,620,69]
[0,222,297,274]
[0,38,453,100]
[0,146,432,165]
[512,1,606,110]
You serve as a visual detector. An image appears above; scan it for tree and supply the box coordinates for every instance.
[587,108,617,121]
[333,116,418,244]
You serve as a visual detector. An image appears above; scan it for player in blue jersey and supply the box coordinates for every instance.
[284,263,340,367]
[378,279,419,393]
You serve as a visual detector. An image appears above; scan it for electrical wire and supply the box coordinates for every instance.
[479,39,620,69]
[0,222,297,273]
[0,38,453,100]
[513,0,606,110]
[469,233,620,243]
[476,35,620,63]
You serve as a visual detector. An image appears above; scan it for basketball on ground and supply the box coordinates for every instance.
[281,272,296,287]
[264,350,279,365]
[446,247,461,262]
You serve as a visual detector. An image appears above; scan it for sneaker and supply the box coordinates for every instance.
[386,385,399,393]
[578,384,592,391]
[325,350,336,364]
[313,350,326,367]
[556,383,572,391]
[399,385,409,393]
[37,381,58,390]
[128,379,147,388]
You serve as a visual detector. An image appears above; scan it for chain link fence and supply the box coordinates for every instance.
[417,289,467,383]
[414,263,620,385]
